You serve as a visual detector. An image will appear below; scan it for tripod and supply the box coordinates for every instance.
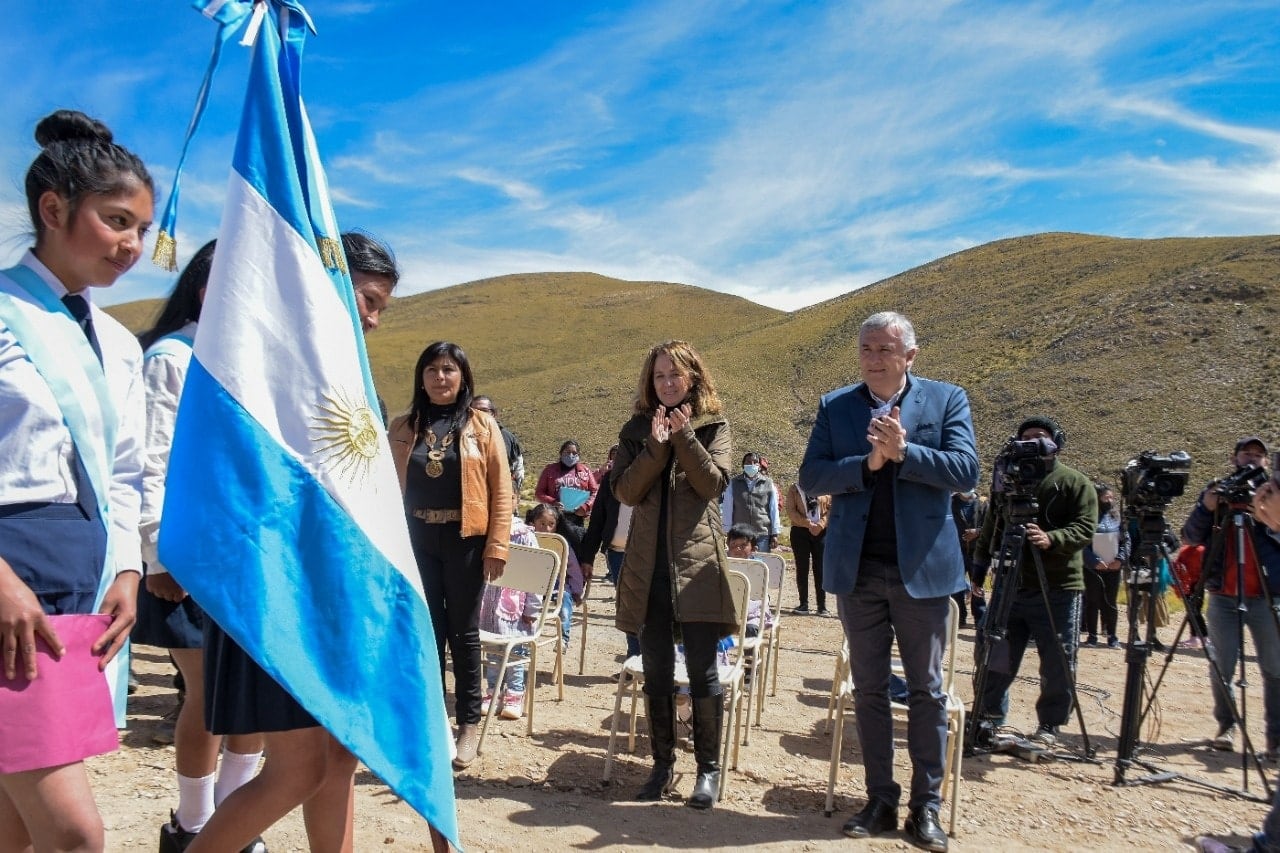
[965,489,1096,760]
[1112,499,1274,801]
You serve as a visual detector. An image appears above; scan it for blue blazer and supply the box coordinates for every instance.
[798,375,980,599]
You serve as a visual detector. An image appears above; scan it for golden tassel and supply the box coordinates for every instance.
[152,230,178,272]
[318,236,348,274]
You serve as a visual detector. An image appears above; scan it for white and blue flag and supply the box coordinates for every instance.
[159,1,457,846]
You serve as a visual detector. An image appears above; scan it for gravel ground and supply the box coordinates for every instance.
[99,566,1275,852]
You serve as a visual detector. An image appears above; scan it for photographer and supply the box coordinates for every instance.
[1181,437,1280,756]
[973,416,1097,745]
[1197,478,1280,853]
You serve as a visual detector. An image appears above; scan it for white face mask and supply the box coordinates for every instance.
[742,464,760,478]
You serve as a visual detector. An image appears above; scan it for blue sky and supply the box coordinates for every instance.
[2,1,1277,311]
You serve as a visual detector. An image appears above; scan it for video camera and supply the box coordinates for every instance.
[1211,463,1270,504]
[1120,451,1192,510]
[992,436,1057,496]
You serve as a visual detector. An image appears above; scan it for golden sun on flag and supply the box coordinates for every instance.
[313,388,380,480]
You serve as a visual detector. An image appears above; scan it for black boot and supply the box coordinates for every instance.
[687,693,723,809]
[636,693,676,801]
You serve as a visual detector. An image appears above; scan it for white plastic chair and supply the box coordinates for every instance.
[602,568,752,801]
[824,597,964,837]
[475,542,562,756]
[533,531,572,700]
[727,557,768,746]
[754,551,787,722]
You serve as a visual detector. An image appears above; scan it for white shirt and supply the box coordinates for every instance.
[138,321,197,575]
[0,251,145,577]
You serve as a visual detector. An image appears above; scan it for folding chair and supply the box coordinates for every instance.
[726,557,767,746]
[475,542,562,757]
[753,551,787,722]
[602,568,752,802]
[535,530,596,676]
[824,597,964,837]
[533,531,572,700]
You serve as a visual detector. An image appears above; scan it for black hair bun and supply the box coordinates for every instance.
[34,110,113,149]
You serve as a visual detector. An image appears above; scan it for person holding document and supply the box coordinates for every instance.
[536,439,599,529]
[1082,483,1128,649]
[0,109,153,852]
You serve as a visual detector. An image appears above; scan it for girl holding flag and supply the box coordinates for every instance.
[0,109,153,851]
[130,240,268,853]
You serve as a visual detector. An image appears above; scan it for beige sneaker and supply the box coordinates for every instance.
[453,723,480,770]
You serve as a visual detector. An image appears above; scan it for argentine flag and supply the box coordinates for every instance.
[159,1,458,846]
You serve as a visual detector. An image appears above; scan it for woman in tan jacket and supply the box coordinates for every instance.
[389,341,511,771]
[785,483,831,614]
[613,340,738,810]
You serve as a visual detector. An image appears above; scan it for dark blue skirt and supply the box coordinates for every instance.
[203,618,318,735]
[131,568,205,648]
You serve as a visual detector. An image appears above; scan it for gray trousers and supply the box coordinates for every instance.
[837,559,950,811]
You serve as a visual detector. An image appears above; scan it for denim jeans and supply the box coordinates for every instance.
[605,548,625,585]
[976,587,1081,729]
[485,644,529,694]
[559,592,573,648]
[1206,593,1280,745]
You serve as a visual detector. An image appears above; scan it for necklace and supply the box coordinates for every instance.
[422,425,456,478]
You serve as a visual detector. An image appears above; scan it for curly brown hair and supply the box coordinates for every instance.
[633,340,723,416]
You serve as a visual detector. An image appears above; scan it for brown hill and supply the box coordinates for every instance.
[108,233,1280,508]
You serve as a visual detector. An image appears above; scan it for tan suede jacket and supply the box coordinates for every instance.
[388,410,512,563]
[784,483,830,531]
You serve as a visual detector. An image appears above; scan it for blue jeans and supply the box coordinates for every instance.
[754,534,772,553]
[558,593,573,648]
[837,559,950,811]
[485,644,529,694]
[976,587,1080,729]
[605,549,624,585]
[1207,593,1280,745]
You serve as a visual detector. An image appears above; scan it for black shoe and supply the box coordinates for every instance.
[905,805,948,852]
[636,694,677,801]
[792,604,811,614]
[816,607,832,617]
[686,694,723,809]
[636,762,674,801]
[159,813,196,853]
[841,799,898,839]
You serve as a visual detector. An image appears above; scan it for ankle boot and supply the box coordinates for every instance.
[687,693,723,809]
[636,692,676,801]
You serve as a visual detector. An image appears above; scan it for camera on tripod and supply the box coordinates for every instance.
[1211,463,1270,503]
[1120,451,1191,510]
[992,436,1057,497]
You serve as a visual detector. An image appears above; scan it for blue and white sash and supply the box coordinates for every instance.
[0,265,128,723]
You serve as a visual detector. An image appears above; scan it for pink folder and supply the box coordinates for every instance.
[0,614,119,774]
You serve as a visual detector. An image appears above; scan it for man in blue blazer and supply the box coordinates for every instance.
[800,311,979,852]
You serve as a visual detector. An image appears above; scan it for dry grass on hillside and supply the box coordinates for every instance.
[108,233,1280,512]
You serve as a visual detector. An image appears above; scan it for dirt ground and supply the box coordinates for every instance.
[101,561,1278,852]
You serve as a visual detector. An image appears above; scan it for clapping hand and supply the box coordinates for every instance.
[651,406,671,443]
[867,406,907,471]
[651,404,693,444]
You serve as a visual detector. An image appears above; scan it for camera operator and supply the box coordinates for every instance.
[1181,436,1280,756]
[1197,477,1280,853]
[973,416,1097,745]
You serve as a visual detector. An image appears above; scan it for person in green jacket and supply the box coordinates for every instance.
[973,416,1097,746]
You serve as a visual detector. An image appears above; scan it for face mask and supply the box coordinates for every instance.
[1099,501,1114,514]
[562,453,579,467]
[743,464,760,478]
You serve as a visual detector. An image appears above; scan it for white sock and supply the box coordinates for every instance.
[175,772,216,833]
[215,749,263,807]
